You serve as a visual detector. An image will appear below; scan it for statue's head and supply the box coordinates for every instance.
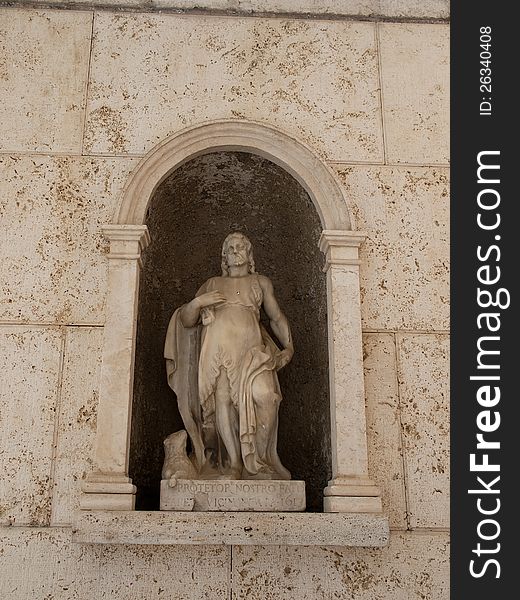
[221,232,255,276]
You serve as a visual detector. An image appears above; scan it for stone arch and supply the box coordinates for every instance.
[115,120,352,230]
[81,120,383,516]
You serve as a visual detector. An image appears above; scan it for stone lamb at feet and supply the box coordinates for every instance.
[162,430,198,486]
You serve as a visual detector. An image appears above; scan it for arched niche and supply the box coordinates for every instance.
[130,151,331,511]
[115,120,352,230]
[80,121,383,516]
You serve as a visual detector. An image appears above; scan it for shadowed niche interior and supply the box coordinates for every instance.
[130,151,331,511]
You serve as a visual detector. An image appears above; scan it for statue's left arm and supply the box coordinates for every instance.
[259,275,294,368]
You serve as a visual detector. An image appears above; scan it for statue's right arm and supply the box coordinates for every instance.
[179,281,226,327]
[179,297,202,327]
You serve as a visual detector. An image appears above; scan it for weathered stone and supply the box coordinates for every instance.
[323,496,382,513]
[333,165,449,331]
[51,327,103,525]
[232,530,449,599]
[0,327,62,525]
[0,527,447,598]
[363,334,407,529]
[20,1,451,20]
[398,334,449,528]
[85,14,382,162]
[319,232,383,513]
[161,479,306,511]
[79,226,148,512]
[0,155,138,324]
[379,23,449,165]
[0,527,229,599]
[73,510,389,546]
[0,9,91,153]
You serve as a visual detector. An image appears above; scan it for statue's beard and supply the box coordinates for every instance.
[227,255,247,267]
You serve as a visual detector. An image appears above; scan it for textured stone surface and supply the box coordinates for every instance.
[318,233,376,515]
[0,155,138,324]
[323,259,374,488]
[379,23,449,165]
[74,510,389,546]
[85,14,382,161]
[0,9,91,153]
[232,531,449,598]
[87,226,149,481]
[363,334,407,529]
[51,327,103,525]
[0,527,229,599]
[20,1,451,19]
[0,327,62,525]
[334,165,449,331]
[0,528,448,598]
[323,496,382,514]
[397,334,449,528]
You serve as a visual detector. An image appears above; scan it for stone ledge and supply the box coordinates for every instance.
[72,510,389,546]
[6,1,450,21]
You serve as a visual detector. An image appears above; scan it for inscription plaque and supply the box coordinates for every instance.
[160,479,306,512]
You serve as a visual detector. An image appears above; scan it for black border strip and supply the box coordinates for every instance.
[451,4,514,596]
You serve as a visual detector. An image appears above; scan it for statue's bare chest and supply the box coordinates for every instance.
[210,276,262,307]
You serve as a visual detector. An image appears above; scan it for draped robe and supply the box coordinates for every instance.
[164,273,290,480]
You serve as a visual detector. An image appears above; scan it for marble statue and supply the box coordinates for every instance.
[164,232,294,482]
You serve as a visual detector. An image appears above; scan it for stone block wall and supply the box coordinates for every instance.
[0,2,449,597]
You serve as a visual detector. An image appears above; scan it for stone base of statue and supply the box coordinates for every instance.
[160,479,306,512]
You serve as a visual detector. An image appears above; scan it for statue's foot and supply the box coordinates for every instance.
[245,466,281,480]
[216,466,242,480]
[227,467,242,480]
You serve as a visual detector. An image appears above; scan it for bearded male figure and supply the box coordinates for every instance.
[164,232,293,480]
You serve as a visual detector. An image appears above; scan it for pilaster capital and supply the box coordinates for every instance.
[101,225,151,262]
[318,230,367,271]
